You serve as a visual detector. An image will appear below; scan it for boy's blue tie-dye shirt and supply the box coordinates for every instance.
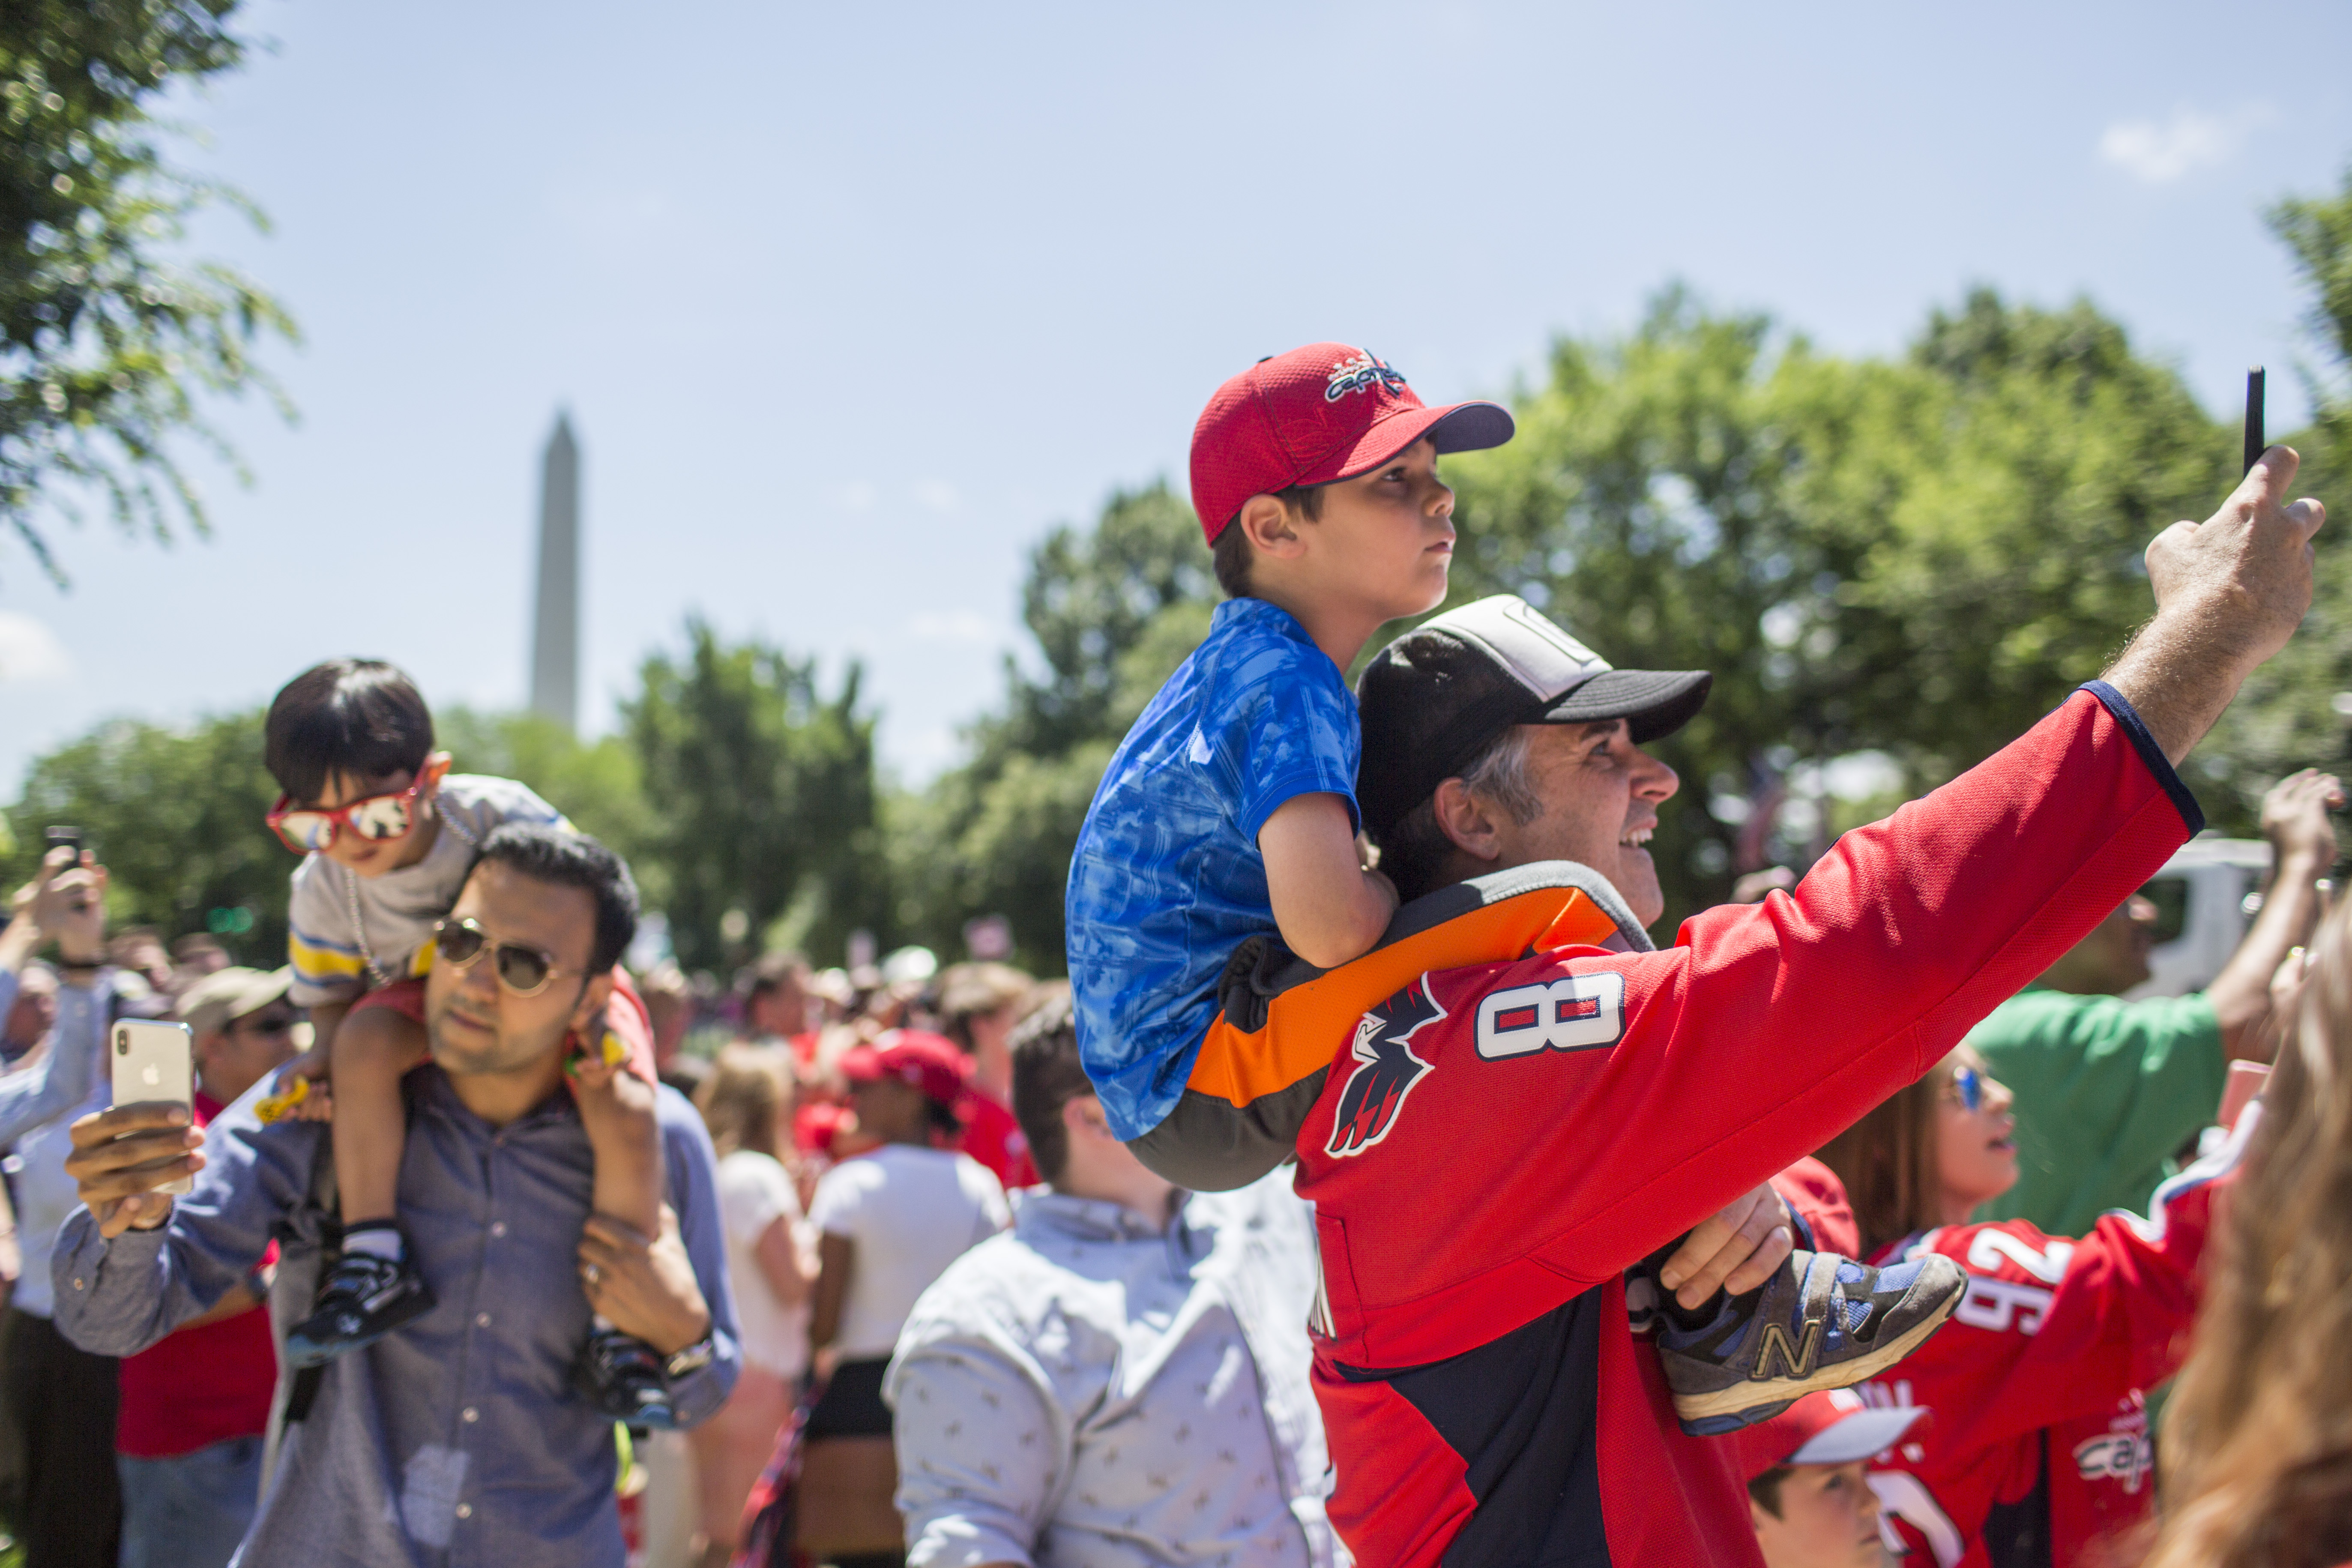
[1066,597,1360,1141]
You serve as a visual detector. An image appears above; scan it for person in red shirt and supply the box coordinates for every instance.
[937,964,1040,1189]
[1157,451,2322,1567]
[1807,1042,2247,1567]
[116,967,302,1568]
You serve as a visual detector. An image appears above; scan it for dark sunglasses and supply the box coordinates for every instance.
[233,1012,296,1036]
[1945,1065,1984,1112]
[433,917,572,998]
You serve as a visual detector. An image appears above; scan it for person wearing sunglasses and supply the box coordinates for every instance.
[53,823,740,1568]
[109,967,303,1568]
[1805,1044,2254,1568]
[1955,767,2341,1242]
[257,658,670,1424]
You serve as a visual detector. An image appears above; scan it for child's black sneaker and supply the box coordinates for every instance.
[1658,1249,1966,1436]
[285,1250,437,1367]
[575,1327,676,1428]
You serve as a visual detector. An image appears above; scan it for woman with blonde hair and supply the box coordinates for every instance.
[2147,906,2352,1568]
[688,1045,814,1568]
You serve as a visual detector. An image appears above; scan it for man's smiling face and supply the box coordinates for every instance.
[1481,719,1681,926]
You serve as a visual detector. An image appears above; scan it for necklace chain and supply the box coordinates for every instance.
[338,799,479,991]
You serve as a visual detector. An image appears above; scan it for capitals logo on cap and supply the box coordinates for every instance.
[1326,353,1409,401]
[1188,342,1515,544]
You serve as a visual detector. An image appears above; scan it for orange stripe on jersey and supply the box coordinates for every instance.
[1184,882,1626,1109]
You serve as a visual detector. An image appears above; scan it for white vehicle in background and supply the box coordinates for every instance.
[2124,836,2276,1000]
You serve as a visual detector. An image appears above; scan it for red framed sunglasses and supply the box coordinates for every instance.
[266,776,431,854]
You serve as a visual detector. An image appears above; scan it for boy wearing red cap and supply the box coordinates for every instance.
[1735,1391,1924,1568]
[1067,344,1514,1158]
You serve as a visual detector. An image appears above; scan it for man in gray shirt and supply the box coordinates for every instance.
[886,993,1344,1568]
[50,824,739,1568]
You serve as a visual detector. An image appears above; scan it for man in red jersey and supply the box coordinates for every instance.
[1162,452,2320,1567]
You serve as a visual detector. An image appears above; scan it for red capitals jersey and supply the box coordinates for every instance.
[1853,1120,2246,1568]
[1291,686,2202,1568]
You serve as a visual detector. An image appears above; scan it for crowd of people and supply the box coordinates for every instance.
[0,814,1075,1568]
[0,341,2342,1568]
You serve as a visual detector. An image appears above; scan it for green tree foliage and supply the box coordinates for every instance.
[2269,166,2352,392]
[434,707,656,899]
[2200,167,2352,817]
[1448,286,2229,925]
[626,618,886,972]
[0,0,293,583]
[891,482,1213,973]
[1,707,290,963]
[1805,291,2228,775]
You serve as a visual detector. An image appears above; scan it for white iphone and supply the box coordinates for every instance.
[112,1019,195,1196]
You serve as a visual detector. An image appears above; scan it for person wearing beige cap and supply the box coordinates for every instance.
[108,967,301,1568]
[177,967,301,1110]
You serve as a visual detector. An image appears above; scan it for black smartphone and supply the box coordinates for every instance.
[42,826,81,863]
[2244,366,2265,477]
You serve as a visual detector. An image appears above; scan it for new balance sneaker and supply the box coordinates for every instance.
[284,1250,437,1367]
[1657,1249,1966,1436]
[575,1327,676,1428]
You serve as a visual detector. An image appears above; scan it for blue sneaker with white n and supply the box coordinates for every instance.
[1655,1249,1968,1436]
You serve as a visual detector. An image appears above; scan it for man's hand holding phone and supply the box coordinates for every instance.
[64,1104,204,1239]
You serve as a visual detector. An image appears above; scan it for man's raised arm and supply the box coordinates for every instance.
[1506,452,2328,1282]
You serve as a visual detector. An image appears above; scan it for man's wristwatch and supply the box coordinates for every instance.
[663,1333,716,1380]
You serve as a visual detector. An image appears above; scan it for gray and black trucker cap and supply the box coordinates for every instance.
[1355,594,1712,841]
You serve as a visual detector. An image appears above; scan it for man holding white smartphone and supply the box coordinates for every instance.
[50,825,739,1568]
[0,843,128,1568]
[112,967,301,1568]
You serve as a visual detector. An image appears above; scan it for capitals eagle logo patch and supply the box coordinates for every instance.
[1324,973,1446,1158]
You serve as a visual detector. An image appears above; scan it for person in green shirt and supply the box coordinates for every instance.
[1965,768,2340,1236]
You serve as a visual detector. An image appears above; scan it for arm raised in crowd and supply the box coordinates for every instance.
[2205,767,2342,1059]
[0,849,112,1145]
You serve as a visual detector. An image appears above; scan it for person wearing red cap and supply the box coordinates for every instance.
[804,1028,1009,1562]
[1068,344,1514,1166]
[1735,1391,1926,1568]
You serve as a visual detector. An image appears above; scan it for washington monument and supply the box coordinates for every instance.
[530,412,578,732]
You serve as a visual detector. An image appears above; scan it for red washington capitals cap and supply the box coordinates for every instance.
[1188,343,1516,543]
[1729,1389,1930,1481]
[839,1029,969,1109]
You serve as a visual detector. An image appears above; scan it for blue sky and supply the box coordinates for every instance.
[2,0,2348,794]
